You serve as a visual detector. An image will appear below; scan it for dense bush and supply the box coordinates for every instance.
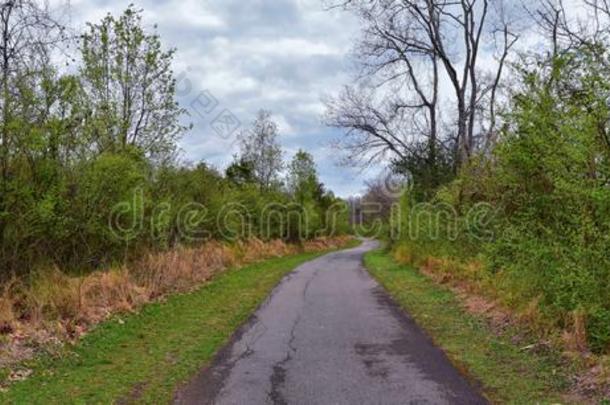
[1,139,350,275]
[393,50,610,354]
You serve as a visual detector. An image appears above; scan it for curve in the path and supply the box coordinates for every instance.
[174,240,488,405]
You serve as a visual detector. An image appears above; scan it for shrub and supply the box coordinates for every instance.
[393,52,610,353]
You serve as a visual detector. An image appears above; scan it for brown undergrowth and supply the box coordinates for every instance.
[0,236,351,381]
[393,243,610,403]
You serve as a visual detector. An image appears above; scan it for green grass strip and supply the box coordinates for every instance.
[364,249,571,405]
[2,249,336,404]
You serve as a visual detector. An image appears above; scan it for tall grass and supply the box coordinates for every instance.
[0,236,351,372]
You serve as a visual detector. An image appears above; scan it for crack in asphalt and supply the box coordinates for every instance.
[301,260,323,301]
[267,310,302,404]
[240,318,267,358]
[267,265,313,404]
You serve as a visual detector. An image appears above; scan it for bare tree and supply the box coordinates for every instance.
[525,0,579,55]
[484,1,520,149]
[325,86,418,166]
[327,0,519,169]
[0,0,64,177]
[361,172,402,221]
[326,0,441,169]
[524,0,610,54]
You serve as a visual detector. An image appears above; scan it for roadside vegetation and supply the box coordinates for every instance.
[0,237,351,384]
[1,245,355,404]
[365,249,572,404]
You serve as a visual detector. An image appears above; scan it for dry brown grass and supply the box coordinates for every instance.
[0,236,351,373]
[563,310,590,354]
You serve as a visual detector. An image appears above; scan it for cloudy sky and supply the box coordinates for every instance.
[60,0,375,197]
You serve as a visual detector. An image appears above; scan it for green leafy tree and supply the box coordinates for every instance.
[80,5,188,160]
[0,1,65,264]
[286,150,323,240]
[287,150,319,203]
[238,110,283,191]
[225,156,256,186]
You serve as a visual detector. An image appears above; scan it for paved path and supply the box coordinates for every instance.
[175,240,487,405]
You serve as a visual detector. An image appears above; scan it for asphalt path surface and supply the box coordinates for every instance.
[175,240,488,405]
